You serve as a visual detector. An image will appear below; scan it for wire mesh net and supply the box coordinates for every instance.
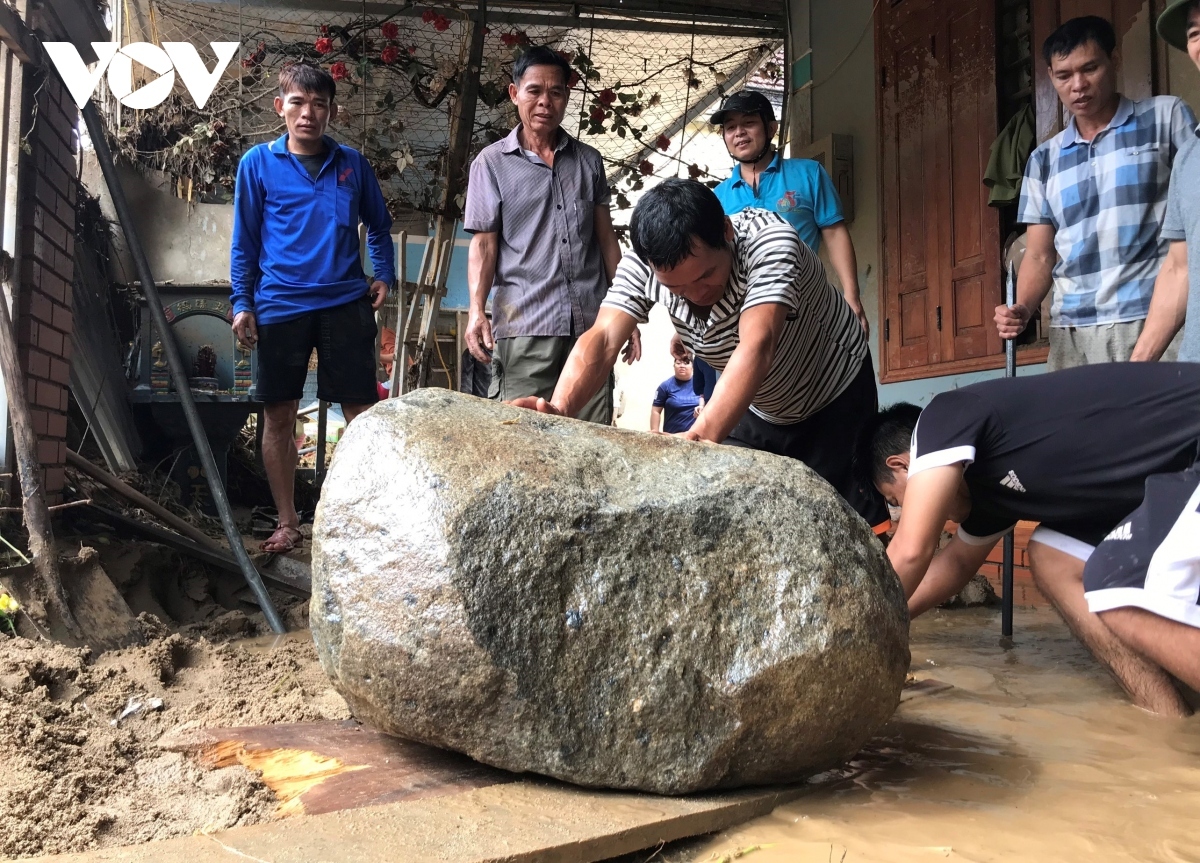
[105,1,780,225]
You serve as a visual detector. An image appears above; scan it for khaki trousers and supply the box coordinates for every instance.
[489,336,613,425]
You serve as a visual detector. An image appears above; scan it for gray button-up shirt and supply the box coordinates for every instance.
[464,125,611,339]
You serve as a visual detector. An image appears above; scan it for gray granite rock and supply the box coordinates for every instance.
[311,390,909,794]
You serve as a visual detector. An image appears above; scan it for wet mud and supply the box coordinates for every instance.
[637,607,1200,863]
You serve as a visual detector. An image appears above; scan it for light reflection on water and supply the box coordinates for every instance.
[656,607,1200,863]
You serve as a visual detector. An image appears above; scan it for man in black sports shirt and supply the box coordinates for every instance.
[858,363,1200,716]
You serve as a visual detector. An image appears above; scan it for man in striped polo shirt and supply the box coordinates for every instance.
[995,16,1197,368]
[510,178,889,533]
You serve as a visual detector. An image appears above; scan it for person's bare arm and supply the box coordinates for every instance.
[594,206,621,282]
[886,464,969,598]
[466,231,498,362]
[650,405,663,433]
[907,535,998,618]
[821,223,868,335]
[995,224,1056,339]
[510,307,639,417]
[684,303,788,444]
[596,206,641,363]
[1132,240,1189,362]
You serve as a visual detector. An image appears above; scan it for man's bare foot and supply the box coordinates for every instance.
[261,525,303,554]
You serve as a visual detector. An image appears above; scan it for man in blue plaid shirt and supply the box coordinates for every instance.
[995,16,1197,369]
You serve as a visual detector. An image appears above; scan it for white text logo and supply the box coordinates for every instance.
[1103,523,1133,542]
[44,41,239,110]
[999,470,1026,493]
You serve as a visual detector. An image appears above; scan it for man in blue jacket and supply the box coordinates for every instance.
[231,63,395,553]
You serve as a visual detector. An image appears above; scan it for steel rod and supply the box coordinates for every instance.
[81,102,285,633]
[1002,262,1017,639]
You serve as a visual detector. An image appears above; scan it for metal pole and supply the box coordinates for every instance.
[1002,261,1017,640]
[315,400,328,486]
[81,102,285,633]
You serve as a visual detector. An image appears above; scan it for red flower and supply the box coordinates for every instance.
[315,37,334,55]
[638,159,654,176]
[589,106,606,123]
[422,9,436,23]
[568,70,580,88]
[381,21,399,40]
[434,15,450,31]
[408,45,418,54]
[320,24,329,35]
[598,88,616,106]
[330,62,350,81]
[688,163,703,180]
[381,45,400,64]
[656,134,671,151]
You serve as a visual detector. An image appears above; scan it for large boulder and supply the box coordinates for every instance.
[311,390,909,794]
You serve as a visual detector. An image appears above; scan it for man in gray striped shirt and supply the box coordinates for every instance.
[463,46,634,424]
[511,178,889,533]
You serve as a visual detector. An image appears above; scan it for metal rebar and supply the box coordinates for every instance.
[81,102,285,633]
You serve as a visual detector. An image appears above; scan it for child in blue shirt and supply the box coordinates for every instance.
[651,355,703,434]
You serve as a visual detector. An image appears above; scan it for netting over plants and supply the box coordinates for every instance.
[106,1,781,226]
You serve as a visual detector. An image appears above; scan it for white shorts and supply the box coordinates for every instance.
[1083,468,1200,628]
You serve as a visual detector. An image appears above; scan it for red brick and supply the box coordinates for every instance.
[59,337,72,361]
[43,467,65,493]
[29,408,48,436]
[41,271,65,305]
[35,325,62,356]
[29,291,52,325]
[41,214,67,252]
[22,347,49,379]
[17,316,36,347]
[48,357,69,385]
[35,380,59,409]
[57,387,67,412]
[51,301,71,334]
[37,438,59,464]
[55,193,73,226]
[46,412,66,438]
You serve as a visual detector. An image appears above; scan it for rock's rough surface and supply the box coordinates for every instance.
[312,390,909,794]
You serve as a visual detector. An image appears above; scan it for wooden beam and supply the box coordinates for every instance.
[0,258,78,636]
[0,4,37,64]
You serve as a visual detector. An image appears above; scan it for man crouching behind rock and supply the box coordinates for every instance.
[510,178,889,534]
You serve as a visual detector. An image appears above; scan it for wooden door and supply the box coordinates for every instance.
[878,0,1003,381]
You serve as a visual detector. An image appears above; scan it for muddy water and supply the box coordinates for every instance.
[675,607,1200,863]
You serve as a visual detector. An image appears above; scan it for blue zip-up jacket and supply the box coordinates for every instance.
[231,134,395,325]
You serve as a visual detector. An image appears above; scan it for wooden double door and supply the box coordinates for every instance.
[877,0,1004,380]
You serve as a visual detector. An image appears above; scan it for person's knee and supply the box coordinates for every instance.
[263,400,299,432]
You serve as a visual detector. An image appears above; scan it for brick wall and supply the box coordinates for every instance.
[15,67,78,504]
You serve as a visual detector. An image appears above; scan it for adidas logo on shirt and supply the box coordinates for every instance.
[999,470,1026,492]
[1104,522,1133,542]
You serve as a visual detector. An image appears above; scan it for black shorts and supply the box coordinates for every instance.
[723,355,890,532]
[1082,467,1200,628]
[254,295,379,405]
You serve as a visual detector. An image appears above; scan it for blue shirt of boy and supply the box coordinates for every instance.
[231,134,396,325]
[654,376,703,433]
[712,153,844,252]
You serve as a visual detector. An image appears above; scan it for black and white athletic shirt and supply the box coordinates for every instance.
[909,363,1200,546]
[602,208,869,425]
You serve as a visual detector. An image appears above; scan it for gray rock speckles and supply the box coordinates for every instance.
[311,390,909,794]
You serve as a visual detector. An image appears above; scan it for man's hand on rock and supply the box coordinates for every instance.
[466,310,494,363]
[507,396,563,416]
[232,311,258,349]
[673,429,707,442]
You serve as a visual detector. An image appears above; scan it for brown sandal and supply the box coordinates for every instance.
[261,525,303,554]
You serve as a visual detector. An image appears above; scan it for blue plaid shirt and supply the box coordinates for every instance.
[1018,96,1197,327]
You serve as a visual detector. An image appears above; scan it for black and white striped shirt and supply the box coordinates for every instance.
[603,209,868,425]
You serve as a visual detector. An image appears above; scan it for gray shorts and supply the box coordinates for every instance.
[1048,320,1181,371]
[489,336,613,425]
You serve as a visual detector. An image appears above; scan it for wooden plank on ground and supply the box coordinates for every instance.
[159,720,515,816]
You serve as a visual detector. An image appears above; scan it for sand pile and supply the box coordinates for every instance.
[0,615,348,860]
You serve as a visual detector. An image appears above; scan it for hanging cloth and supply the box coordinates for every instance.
[984,103,1036,207]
